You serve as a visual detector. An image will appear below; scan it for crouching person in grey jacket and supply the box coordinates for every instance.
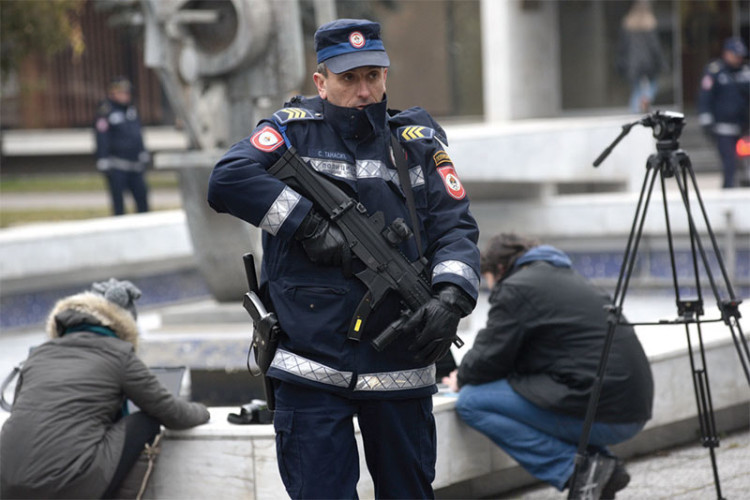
[0,279,211,499]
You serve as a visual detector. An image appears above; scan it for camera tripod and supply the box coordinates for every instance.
[568,111,750,500]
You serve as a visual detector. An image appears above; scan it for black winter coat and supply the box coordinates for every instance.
[458,261,653,423]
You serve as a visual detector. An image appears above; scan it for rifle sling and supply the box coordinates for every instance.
[390,134,424,260]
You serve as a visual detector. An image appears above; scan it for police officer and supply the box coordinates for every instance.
[94,76,151,215]
[208,18,480,499]
[698,37,750,188]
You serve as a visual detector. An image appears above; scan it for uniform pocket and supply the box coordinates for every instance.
[272,279,352,346]
[273,409,302,498]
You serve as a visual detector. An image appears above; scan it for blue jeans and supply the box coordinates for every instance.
[455,379,646,491]
[629,77,659,113]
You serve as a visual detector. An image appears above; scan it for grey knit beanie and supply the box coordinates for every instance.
[90,278,142,319]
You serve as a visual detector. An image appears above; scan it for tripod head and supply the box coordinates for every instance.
[593,110,686,167]
[641,110,686,141]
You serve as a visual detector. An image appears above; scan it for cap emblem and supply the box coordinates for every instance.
[349,31,366,49]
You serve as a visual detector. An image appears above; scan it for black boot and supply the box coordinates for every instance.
[600,459,630,499]
[568,453,616,500]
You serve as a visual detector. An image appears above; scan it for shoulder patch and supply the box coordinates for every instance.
[707,61,721,74]
[273,107,322,124]
[398,125,435,142]
[96,117,109,133]
[437,165,465,200]
[97,101,112,116]
[250,126,284,152]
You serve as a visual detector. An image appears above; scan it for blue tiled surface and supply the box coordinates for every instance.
[1,248,747,331]
[1,270,211,330]
[569,251,630,280]
[567,248,749,300]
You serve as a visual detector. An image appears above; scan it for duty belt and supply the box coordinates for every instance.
[270,348,436,391]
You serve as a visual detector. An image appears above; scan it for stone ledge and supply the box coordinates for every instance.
[0,211,195,295]
[1,127,189,157]
[1,336,747,499]
[135,336,748,499]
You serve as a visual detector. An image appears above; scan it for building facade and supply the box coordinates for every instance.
[0,0,747,130]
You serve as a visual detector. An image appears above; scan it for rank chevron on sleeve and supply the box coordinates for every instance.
[282,108,310,119]
[273,107,321,124]
[400,125,434,141]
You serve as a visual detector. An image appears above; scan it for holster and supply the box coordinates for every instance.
[253,314,280,375]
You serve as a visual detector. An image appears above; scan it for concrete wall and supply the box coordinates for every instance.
[481,0,561,121]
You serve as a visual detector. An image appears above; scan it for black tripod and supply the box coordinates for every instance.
[568,111,750,500]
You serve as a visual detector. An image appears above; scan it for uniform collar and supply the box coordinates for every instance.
[323,98,388,140]
[107,98,130,110]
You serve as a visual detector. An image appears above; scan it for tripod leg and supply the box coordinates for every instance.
[670,158,734,499]
[612,156,659,303]
[685,321,725,500]
[674,158,750,386]
[681,160,738,298]
[724,312,750,385]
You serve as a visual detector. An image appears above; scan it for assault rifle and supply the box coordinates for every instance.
[268,147,464,351]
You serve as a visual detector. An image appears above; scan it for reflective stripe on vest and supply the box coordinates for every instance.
[270,348,435,391]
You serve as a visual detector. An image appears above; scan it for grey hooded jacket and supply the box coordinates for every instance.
[0,292,210,498]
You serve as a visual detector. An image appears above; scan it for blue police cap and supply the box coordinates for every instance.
[724,36,748,57]
[108,76,132,92]
[314,19,390,74]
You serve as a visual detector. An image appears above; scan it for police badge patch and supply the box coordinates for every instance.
[96,118,109,133]
[250,126,284,152]
[437,166,465,200]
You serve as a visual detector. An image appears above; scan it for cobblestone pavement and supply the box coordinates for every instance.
[497,428,750,500]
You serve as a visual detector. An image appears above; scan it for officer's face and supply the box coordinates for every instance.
[723,50,744,68]
[109,88,132,105]
[313,66,387,109]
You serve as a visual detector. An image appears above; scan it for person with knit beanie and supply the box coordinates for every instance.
[1,279,210,499]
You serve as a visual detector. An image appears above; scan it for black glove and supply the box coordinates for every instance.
[295,210,347,266]
[401,284,475,365]
[702,124,715,142]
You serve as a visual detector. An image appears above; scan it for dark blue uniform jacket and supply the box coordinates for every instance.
[94,99,147,164]
[698,59,750,136]
[208,96,480,399]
